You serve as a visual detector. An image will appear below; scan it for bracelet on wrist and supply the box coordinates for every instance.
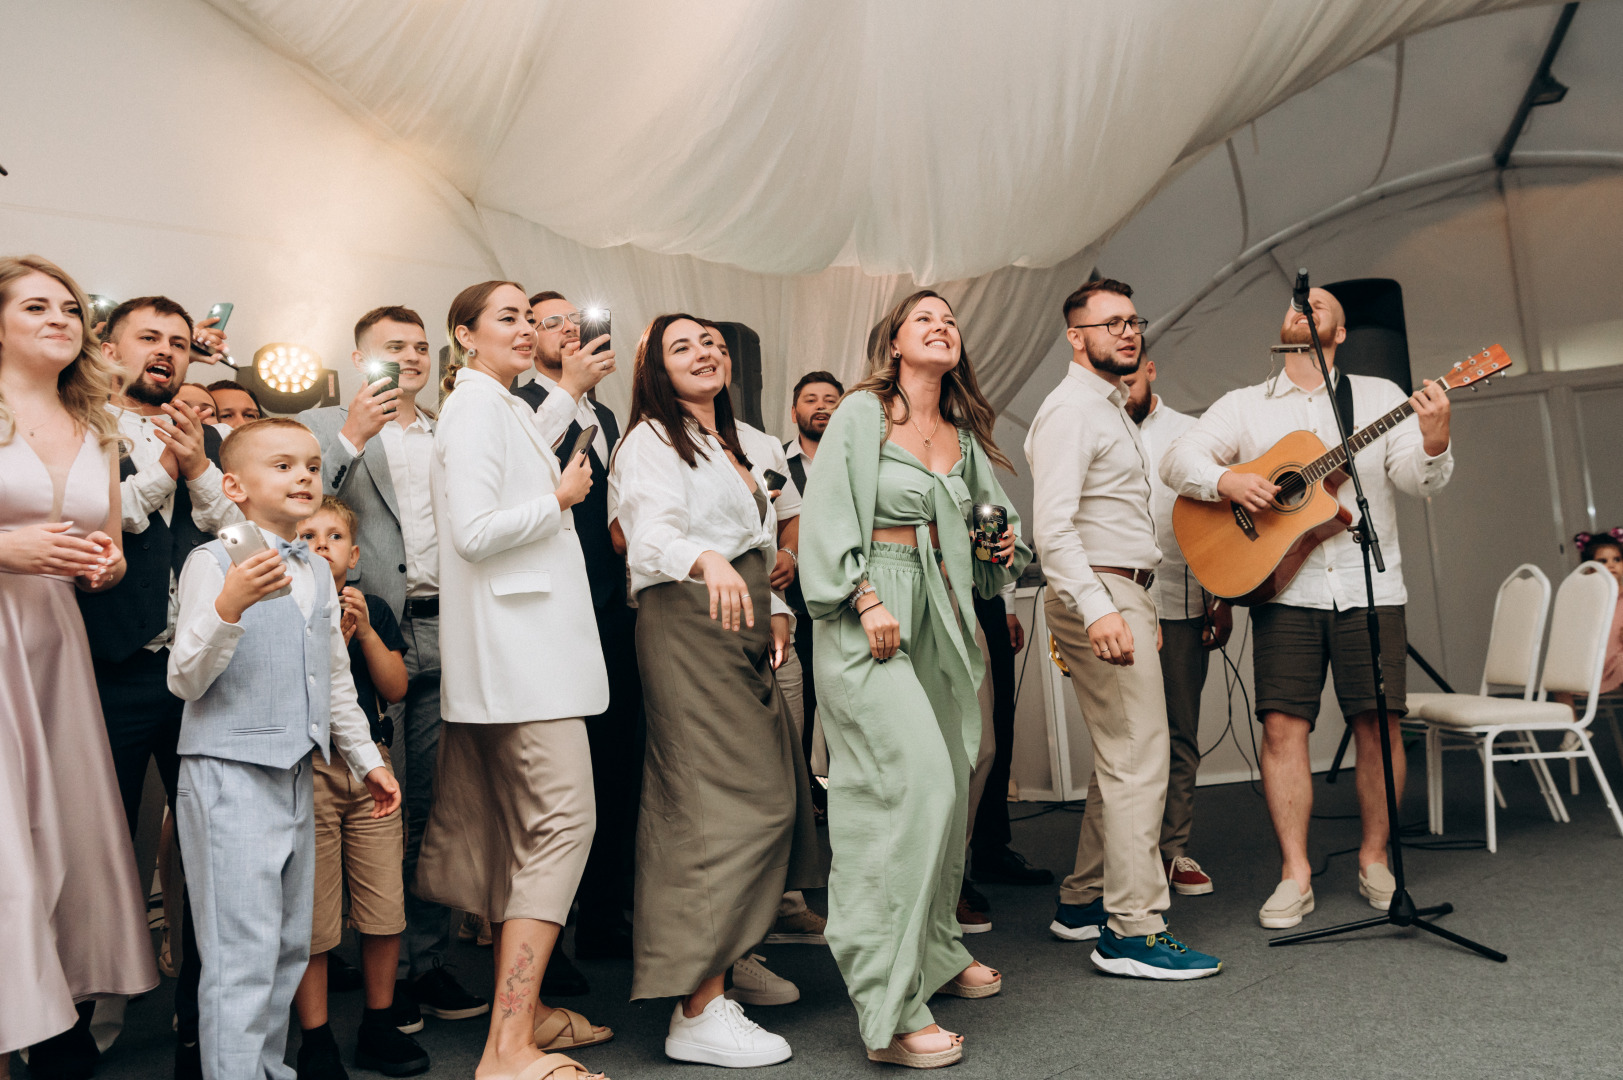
[847,583,875,611]
[779,547,799,566]
[856,600,882,618]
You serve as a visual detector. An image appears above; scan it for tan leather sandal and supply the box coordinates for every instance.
[533,1007,613,1052]
[512,1052,606,1080]
[936,962,1001,999]
[866,1030,964,1068]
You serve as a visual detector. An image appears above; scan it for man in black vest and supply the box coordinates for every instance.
[514,291,639,963]
[74,296,238,1080]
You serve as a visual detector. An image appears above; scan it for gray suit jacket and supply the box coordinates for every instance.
[297,405,419,621]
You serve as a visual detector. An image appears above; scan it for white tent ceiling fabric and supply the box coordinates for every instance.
[199,0,1549,425]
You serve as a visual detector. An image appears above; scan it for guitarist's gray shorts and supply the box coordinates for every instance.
[1250,604,1407,728]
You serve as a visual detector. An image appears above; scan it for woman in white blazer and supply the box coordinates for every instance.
[414,280,614,1080]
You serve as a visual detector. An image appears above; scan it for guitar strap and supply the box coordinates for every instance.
[1333,369,1355,440]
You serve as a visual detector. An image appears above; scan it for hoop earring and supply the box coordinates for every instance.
[467,348,477,359]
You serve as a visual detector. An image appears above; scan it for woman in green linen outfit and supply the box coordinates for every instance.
[799,291,1031,1068]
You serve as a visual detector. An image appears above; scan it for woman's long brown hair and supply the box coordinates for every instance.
[850,289,1013,472]
[624,313,752,470]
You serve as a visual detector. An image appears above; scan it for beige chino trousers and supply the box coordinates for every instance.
[1047,574,1171,936]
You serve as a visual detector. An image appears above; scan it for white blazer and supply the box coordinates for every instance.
[431,366,609,723]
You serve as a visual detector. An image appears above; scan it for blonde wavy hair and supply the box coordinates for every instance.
[850,289,1013,472]
[0,255,122,450]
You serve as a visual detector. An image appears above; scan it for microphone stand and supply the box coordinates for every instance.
[1267,284,1505,962]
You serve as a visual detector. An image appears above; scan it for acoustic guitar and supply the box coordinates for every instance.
[1172,345,1511,605]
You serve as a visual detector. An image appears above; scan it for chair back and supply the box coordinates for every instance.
[1539,563,1621,718]
[1480,564,1551,697]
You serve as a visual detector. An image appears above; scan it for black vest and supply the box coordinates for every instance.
[78,425,223,663]
[511,380,625,609]
[784,441,809,615]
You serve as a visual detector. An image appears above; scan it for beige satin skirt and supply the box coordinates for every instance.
[414,717,595,926]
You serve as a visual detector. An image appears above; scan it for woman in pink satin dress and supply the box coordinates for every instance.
[0,255,156,1067]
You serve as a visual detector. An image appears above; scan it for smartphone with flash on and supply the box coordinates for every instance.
[218,521,292,600]
[579,308,611,356]
[190,302,233,358]
[762,469,788,493]
[567,424,598,464]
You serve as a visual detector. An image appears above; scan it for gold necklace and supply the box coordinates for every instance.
[910,409,942,450]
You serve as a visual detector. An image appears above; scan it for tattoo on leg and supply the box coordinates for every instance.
[496,943,537,1019]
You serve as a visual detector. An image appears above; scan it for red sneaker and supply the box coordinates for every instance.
[1164,855,1214,896]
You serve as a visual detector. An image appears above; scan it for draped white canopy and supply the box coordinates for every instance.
[191,0,1548,419]
[5,0,1608,431]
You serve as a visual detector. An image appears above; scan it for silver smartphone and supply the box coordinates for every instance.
[218,521,292,599]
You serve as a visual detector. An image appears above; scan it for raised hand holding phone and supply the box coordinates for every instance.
[556,450,593,510]
[338,369,403,452]
[214,548,291,624]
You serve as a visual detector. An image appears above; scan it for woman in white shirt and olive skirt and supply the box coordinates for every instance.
[611,313,822,1069]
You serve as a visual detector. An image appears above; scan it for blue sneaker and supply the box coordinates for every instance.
[1049,898,1108,942]
[1091,927,1222,980]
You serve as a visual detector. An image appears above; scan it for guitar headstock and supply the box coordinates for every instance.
[1437,344,1513,392]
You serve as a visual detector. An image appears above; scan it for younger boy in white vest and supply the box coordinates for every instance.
[168,418,401,1080]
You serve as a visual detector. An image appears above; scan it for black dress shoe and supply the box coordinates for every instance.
[328,953,365,993]
[354,1010,430,1077]
[574,919,634,961]
[27,1003,99,1080]
[388,981,424,1034]
[174,1039,202,1080]
[540,946,590,997]
[971,845,1056,886]
[408,966,489,1021]
[296,1025,349,1080]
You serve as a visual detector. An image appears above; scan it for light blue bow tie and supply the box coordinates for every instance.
[276,538,310,562]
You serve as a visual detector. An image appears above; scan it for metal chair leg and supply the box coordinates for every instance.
[1483,733,1499,854]
[1582,735,1623,840]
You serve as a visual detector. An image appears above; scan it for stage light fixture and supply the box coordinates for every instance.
[254,343,322,394]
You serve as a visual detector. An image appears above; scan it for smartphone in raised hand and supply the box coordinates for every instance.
[579,308,611,356]
[190,302,233,358]
[218,520,292,599]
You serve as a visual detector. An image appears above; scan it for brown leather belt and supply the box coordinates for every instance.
[1093,565,1155,591]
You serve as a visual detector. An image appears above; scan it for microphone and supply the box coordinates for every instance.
[1291,268,1310,314]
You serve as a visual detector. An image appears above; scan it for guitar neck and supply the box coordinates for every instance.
[1299,395,1426,485]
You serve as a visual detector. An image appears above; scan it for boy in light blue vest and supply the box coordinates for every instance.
[168,418,401,1080]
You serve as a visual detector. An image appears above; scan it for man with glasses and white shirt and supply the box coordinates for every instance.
[1025,279,1222,980]
[514,292,642,973]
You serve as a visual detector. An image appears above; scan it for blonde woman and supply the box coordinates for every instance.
[799,290,1030,1068]
[0,255,152,1068]
[414,281,611,1080]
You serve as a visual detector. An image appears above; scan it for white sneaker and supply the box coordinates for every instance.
[725,953,800,1006]
[665,996,792,1068]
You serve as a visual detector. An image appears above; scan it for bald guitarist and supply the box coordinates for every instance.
[1159,287,1453,933]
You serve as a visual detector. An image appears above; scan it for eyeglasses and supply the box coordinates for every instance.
[537,309,608,331]
[1069,316,1148,338]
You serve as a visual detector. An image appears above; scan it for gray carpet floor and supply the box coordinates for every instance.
[79,737,1623,1080]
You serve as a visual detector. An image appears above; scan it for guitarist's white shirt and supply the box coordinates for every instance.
[1159,372,1452,612]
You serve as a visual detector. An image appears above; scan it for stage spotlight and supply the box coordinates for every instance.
[241,342,339,413]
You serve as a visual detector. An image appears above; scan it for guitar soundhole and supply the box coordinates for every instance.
[1272,469,1309,509]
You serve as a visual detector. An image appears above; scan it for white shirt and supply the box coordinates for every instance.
[375,414,439,598]
[528,371,610,461]
[111,404,243,650]
[1137,396,1207,620]
[612,418,792,617]
[338,410,439,598]
[1024,363,1162,627]
[739,425,801,522]
[166,525,385,782]
[1159,369,1453,611]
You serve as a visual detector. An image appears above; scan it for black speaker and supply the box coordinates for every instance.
[1322,278,1412,395]
[712,321,765,430]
